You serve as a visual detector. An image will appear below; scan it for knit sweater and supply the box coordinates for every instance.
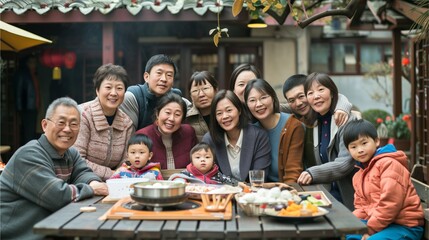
[0,135,101,240]
[110,162,163,180]
[74,98,135,181]
[306,113,358,210]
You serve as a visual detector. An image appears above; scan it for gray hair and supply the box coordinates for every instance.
[45,97,81,119]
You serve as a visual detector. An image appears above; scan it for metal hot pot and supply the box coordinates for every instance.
[130,180,187,207]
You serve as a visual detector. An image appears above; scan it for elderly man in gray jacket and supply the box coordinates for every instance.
[0,97,108,240]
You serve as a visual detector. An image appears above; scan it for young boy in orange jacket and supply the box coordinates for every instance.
[343,119,423,240]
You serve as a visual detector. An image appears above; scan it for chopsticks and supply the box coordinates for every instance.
[201,193,234,212]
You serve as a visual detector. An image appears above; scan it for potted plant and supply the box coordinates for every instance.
[362,109,390,146]
[378,114,411,151]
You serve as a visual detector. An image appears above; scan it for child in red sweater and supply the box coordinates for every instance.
[169,142,238,185]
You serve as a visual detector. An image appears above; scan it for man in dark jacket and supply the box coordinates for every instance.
[120,54,184,130]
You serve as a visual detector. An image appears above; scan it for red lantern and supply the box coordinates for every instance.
[64,51,77,69]
[40,49,64,68]
[50,50,64,67]
[40,49,54,68]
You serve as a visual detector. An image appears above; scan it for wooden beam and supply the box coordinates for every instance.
[102,23,114,65]
[391,0,428,23]
[410,40,416,166]
[392,29,402,117]
[384,12,415,30]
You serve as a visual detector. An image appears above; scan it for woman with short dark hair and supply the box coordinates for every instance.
[186,71,219,141]
[298,72,358,210]
[74,63,134,181]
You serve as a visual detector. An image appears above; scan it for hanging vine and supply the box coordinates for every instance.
[209,5,229,47]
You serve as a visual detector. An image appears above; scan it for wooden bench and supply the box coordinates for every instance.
[412,177,429,240]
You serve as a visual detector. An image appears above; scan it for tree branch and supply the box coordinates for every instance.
[297,0,367,28]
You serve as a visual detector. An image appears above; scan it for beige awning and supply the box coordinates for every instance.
[0,20,52,52]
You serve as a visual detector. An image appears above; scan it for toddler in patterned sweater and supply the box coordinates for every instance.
[110,134,163,180]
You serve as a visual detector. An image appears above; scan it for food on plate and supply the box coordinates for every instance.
[185,184,241,194]
[242,185,251,193]
[298,191,330,207]
[278,202,319,217]
[314,193,322,200]
[236,187,301,205]
[186,185,219,193]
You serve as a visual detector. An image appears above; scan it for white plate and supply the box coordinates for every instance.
[186,184,242,199]
[264,207,329,220]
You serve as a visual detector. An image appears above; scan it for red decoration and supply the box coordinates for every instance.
[40,49,54,68]
[63,51,77,69]
[40,49,64,68]
[402,57,410,66]
[50,50,64,67]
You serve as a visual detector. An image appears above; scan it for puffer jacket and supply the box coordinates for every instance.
[353,144,424,235]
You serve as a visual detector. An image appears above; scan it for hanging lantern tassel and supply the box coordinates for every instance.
[53,67,62,80]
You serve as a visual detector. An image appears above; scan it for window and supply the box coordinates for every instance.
[333,43,356,73]
[310,40,404,75]
[310,43,329,73]
[192,54,218,74]
[360,45,383,72]
[229,53,256,70]
[140,43,262,95]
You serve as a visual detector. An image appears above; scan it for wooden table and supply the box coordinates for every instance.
[33,184,367,239]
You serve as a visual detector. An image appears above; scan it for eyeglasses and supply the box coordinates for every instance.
[46,118,80,131]
[190,86,213,96]
[246,95,272,106]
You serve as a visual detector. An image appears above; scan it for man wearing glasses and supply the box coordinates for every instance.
[0,97,108,240]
